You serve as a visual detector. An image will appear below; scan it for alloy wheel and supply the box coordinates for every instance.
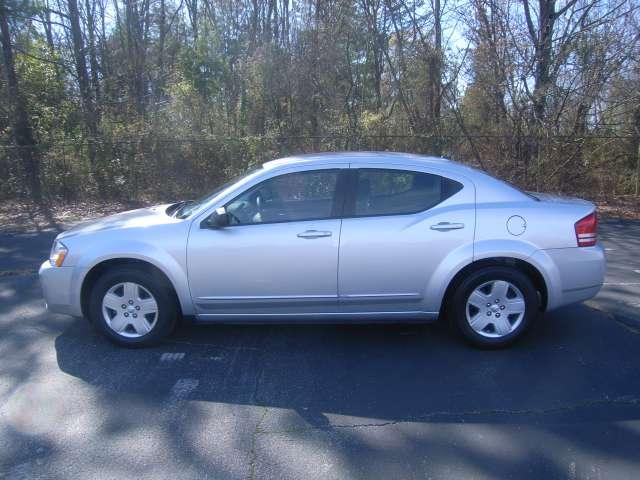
[101,282,159,338]
[465,280,526,338]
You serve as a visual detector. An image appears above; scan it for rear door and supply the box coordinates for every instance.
[337,165,475,314]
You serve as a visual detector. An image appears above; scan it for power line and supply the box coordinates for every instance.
[0,133,637,149]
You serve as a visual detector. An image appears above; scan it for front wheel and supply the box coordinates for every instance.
[88,267,178,347]
[449,266,539,348]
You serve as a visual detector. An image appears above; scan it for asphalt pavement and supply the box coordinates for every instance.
[1,219,640,479]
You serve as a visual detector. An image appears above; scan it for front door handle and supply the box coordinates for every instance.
[297,230,333,239]
[430,222,465,231]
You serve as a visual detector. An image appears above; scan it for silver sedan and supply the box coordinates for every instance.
[39,152,605,348]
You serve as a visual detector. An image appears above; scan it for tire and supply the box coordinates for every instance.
[88,266,178,347]
[448,266,539,348]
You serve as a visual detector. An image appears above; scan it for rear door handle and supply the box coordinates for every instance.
[297,230,333,239]
[430,222,465,231]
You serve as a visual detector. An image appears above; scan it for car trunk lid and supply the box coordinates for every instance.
[527,192,593,207]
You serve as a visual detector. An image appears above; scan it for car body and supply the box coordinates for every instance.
[39,152,606,347]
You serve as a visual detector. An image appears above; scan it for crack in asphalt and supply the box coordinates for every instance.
[610,317,640,334]
[247,407,270,480]
[588,304,640,334]
[0,268,38,278]
[256,396,640,436]
[163,339,263,351]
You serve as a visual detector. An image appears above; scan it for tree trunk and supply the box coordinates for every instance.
[429,0,443,154]
[156,0,166,101]
[85,0,101,105]
[523,0,578,124]
[634,106,640,196]
[0,2,42,203]
[432,0,442,125]
[67,0,101,190]
[532,0,554,123]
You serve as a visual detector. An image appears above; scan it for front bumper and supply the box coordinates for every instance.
[39,261,82,316]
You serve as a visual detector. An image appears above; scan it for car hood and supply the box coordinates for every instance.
[57,204,173,240]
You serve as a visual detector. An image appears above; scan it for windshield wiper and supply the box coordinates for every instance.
[166,200,194,217]
[173,200,197,218]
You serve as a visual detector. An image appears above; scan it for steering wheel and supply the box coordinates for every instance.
[226,210,242,225]
[254,191,264,209]
[222,201,244,225]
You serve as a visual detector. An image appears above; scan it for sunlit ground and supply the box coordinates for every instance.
[1,219,639,479]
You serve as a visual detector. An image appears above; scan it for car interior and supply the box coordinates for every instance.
[224,168,461,225]
[226,171,337,224]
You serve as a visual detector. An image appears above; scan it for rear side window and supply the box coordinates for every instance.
[353,169,462,216]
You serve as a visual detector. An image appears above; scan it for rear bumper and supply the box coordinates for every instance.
[531,245,605,310]
[39,261,82,317]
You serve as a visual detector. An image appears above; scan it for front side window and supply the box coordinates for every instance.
[354,169,463,216]
[226,169,340,225]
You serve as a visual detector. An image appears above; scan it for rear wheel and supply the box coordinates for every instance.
[88,267,178,347]
[449,266,539,348]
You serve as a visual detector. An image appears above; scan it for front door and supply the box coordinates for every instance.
[187,166,346,319]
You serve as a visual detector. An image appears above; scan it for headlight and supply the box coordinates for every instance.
[49,240,68,267]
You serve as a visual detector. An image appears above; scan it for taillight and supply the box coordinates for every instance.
[575,211,598,247]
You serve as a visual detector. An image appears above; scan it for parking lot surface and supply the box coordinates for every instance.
[1,219,640,479]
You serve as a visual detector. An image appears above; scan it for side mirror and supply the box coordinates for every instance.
[203,207,230,229]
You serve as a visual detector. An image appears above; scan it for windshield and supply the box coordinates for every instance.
[174,165,263,218]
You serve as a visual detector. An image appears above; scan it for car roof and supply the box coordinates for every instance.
[264,151,452,169]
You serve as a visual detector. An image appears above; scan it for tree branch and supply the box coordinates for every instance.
[522,0,537,44]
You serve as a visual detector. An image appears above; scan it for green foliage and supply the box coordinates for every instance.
[179,28,227,101]
[15,38,72,142]
[0,0,638,202]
